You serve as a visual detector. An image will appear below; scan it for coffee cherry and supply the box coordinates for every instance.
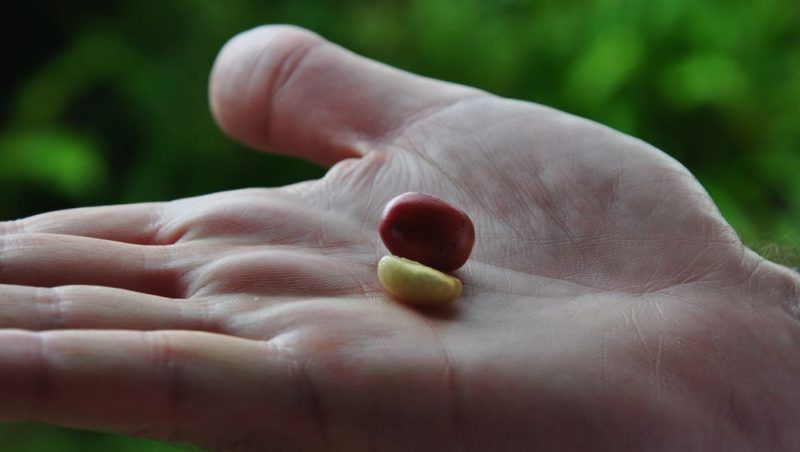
[377,255,462,306]
[379,192,474,272]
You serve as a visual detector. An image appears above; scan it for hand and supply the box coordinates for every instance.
[2,25,799,451]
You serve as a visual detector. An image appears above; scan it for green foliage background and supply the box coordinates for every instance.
[1,0,798,450]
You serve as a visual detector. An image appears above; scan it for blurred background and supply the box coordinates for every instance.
[1,0,798,449]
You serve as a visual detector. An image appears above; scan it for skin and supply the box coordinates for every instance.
[1,25,799,451]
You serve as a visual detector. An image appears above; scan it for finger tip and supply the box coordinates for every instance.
[209,24,323,152]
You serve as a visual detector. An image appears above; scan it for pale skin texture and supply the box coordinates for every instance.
[1,25,799,451]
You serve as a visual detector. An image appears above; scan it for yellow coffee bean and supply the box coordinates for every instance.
[377,255,462,306]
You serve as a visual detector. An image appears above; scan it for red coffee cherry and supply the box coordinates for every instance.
[379,192,475,272]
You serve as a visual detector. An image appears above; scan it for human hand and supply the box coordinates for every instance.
[2,25,799,451]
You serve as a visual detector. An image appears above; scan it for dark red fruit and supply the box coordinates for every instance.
[379,192,475,272]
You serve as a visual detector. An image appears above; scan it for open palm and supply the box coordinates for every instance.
[2,26,799,451]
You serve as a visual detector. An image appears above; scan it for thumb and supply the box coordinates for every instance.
[209,25,481,167]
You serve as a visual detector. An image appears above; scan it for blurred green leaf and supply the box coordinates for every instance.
[661,53,748,109]
[12,32,133,126]
[564,26,643,108]
[0,129,106,199]
[0,423,191,452]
